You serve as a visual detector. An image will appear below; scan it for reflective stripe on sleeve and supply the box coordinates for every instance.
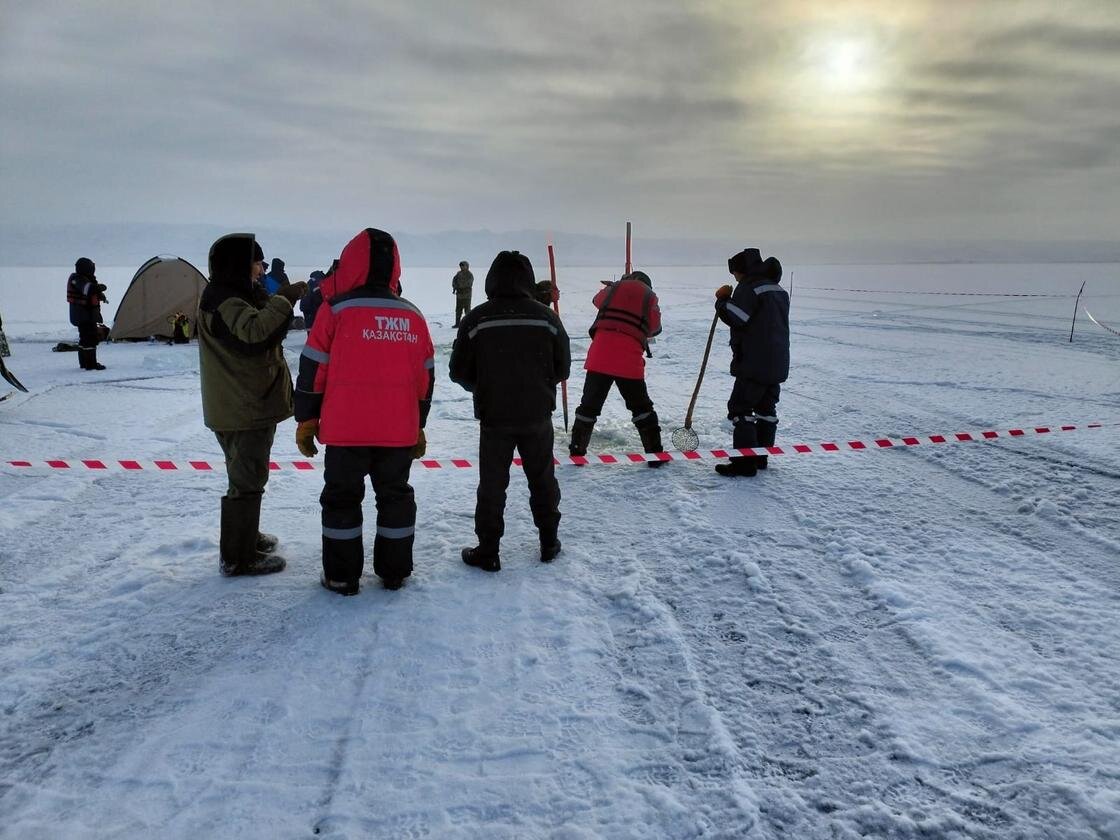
[754,284,785,295]
[724,302,751,323]
[302,346,330,364]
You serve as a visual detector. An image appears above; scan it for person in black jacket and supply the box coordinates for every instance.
[714,248,790,477]
[449,251,571,571]
[66,257,108,370]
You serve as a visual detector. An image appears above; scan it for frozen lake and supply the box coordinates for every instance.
[1,261,1119,838]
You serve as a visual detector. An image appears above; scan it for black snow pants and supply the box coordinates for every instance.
[727,378,781,451]
[321,445,416,584]
[475,418,561,553]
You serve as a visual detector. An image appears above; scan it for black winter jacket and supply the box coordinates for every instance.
[716,270,790,384]
[449,261,570,426]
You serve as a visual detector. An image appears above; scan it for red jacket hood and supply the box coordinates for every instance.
[320,228,401,301]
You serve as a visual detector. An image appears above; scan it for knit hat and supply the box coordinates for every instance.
[75,257,96,276]
[763,256,783,281]
[253,241,265,263]
[728,248,762,276]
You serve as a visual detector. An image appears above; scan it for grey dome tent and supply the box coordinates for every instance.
[110,255,207,341]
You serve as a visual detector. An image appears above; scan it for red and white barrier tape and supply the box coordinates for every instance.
[2,422,1108,473]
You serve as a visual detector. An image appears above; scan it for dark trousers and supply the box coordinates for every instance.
[215,427,276,499]
[574,371,658,430]
[476,418,561,552]
[77,322,101,369]
[321,445,416,583]
[727,378,781,450]
[454,296,472,327]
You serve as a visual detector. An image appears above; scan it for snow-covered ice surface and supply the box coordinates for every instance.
[1,263,1118,839]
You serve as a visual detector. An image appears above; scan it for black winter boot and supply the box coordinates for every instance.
[462,546,501,572]
[220,495,286,576]
[715,458,758,477]
[755,419,778,470]
[569,420,594,457]
[539,525,561,563]
[78,348,93,370]
[256,531,279,553]
[321,574,359,595]
[638,424,666,469]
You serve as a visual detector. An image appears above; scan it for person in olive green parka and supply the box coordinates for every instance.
[198,233,306,576]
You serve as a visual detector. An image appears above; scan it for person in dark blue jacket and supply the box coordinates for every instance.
[262,258,289,295]
[300,270,326,330]
[714,248,790,477]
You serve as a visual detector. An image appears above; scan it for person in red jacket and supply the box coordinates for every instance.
[569,270,664,467]
[293,228,435,595]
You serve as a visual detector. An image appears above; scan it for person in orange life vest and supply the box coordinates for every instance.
[568,270,664,467]
[293,228,435,595]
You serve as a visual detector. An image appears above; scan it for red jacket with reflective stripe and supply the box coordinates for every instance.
[294,229,434,447]
[584,278,662,380]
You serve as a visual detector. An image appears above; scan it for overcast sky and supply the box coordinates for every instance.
[2,0,1118,243]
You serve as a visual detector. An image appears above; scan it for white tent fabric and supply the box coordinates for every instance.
[110,256,207,340]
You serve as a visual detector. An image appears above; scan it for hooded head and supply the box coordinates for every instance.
[270,257,285,274]
[620,270,652,288]
[208,234,261,290]
[763,256,783,281]
[485,250,535,299]
[75,257,96,277]
[319,228,401,302]
[459,260,469,269]
[728,248,764,280]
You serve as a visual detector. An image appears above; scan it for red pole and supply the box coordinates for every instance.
[548,243,570,432]
[625,221,632,275]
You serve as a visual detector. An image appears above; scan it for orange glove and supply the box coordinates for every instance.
[296,419,319,457]
[715,284,733,300]
[412,428,426,460]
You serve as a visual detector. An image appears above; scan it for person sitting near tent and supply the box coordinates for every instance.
[714,248,790,477]
[568,270,664,467]
[167,311,192,343]
[66,257,109,371]
[198,234,307,576]
[262,257,290,295]
[300,270,326,331]
[294,229,434,595]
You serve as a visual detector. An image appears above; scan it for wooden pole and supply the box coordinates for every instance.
[548,243,569,432]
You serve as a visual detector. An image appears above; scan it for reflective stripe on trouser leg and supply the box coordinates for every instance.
[369,447,417,581]
[321,445,368,582]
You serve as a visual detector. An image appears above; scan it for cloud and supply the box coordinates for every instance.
[0,0,1118,243]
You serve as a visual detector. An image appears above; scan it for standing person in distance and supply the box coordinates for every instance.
[198,234,307,575]
[294,229,435,595]
[714,248,790,477]
[452,260,474,328]
[568,270,664,467]
[67,257,109,371]
[449,251,570,571]
[263,258,290,295]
